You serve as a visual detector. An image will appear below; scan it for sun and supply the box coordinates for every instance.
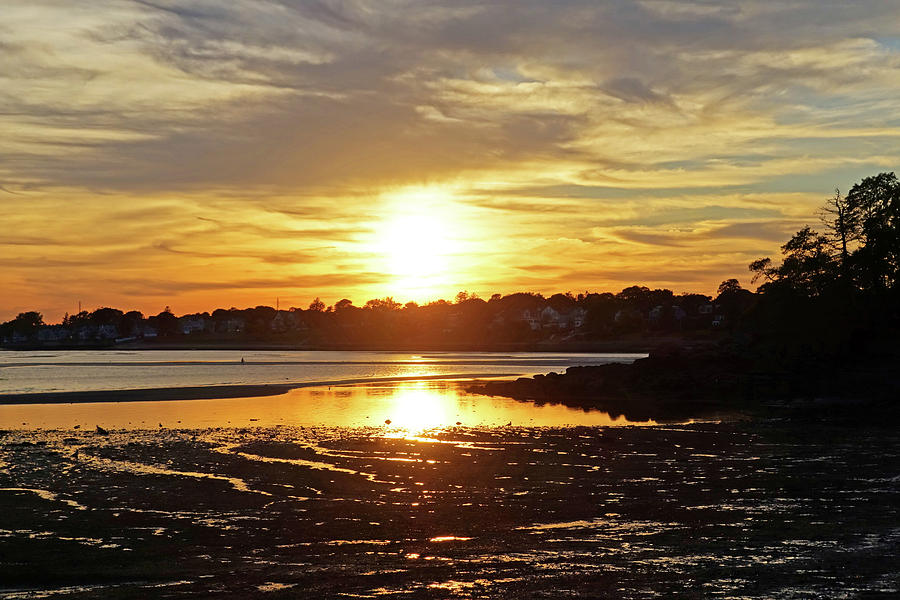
[374,187,460,300]
[382,213,451,276]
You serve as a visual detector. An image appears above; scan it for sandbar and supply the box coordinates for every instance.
[0,373,514,405]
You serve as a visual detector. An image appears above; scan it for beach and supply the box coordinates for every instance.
[1,351,898,598]
[2,417,898,598]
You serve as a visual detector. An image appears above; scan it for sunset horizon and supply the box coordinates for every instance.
[2,3,899,598]
[4,2,899,322]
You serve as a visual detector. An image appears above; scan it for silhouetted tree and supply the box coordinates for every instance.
[820,189,856,270]
[148,309,178,337]
[751,227,834,297]
[365,297,401,311]
[845,172,900,290]
[8,311,44,336]
[245,306,276,335]
[63,310,91,327]
[547,293,576,312]
[717,279,742,296]
[121,311,145,337]
[334,298,354,311]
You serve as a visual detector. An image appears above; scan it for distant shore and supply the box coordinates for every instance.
[0,336,713,353]
[0,373,514,406]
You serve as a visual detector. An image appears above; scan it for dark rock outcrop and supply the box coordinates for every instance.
[469,344,900,422]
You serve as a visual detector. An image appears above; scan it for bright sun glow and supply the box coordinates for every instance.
[374,187,461,300]
[383,383,454,433]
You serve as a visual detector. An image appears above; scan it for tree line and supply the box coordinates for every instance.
[740,172,899,362]
[3,172,897,352]
[0,285,745,348]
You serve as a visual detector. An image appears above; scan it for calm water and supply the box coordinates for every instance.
[0,350,643,395]
[0,380,655,430]
[0,351,647,430]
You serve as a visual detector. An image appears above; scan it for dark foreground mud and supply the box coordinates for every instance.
[1,422,898,599]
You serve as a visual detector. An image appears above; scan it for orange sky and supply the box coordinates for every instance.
[2,2,899,321]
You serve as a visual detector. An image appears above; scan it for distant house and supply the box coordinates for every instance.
[179,316,206,335]
[540,306,561,329]
[9,331,30,344]
[97,324,118,340]
[217,317,245,334]
[75,325,96,341]
[271,311,288,332]
[271,310,308,333]
[37,326,70,343]
[68,323,118,341]
[561,308,586,329]
[541,306,585,330]
[649,305,687,323]
[519,308,542,330]
[489,295,548,333]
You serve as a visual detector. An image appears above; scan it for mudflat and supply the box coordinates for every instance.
[1,421,898,598]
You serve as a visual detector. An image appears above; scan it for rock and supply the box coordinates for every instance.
[95,425,109,435]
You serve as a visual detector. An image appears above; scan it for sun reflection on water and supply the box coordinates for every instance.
[381,383,454,433]
[0,378,657,431]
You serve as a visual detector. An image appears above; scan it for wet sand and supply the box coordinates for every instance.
[1,420,897,598]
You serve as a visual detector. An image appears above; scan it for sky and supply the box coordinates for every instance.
[2,1,899,321]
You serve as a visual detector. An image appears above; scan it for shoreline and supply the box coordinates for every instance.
[470,349,900,424]
[0,373,516,406]
[0,337,712,353]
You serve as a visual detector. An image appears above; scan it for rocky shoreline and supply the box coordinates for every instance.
[468,345,900,423]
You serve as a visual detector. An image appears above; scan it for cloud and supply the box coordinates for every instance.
[601,77,675,106]
[708,221,795,242]
[3,2,899,193]
[3,1,900,318]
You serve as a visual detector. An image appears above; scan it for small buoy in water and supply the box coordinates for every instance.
[384,419,392,425]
